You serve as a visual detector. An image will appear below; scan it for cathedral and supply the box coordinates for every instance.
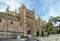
[0,4,46,36]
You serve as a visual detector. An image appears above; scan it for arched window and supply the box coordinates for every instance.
[26,12,31,16]
[0,19,2,22]
[20,23,21,26]
[11,21,13,24]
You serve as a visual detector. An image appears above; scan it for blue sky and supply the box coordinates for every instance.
[0,0,60,22]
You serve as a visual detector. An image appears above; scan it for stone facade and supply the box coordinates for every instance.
[0,4,46,36]
[0,12,20,36]
[35,16,40,31]
[18,4,35,35]
[0,5,36,36]
[35,16,46,33]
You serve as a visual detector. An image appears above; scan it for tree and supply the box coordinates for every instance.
[45,20,54,35]
[54,24,60,34]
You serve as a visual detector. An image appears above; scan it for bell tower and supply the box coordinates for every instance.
[18,4,27,36]
[18,4,35,36]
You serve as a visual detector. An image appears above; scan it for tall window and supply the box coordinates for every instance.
[26,13,31,16]
[18,19,20,21]
[20,23,21,26]
[11,21,13,24]
[26,12,33,19]
[0,19,2,22]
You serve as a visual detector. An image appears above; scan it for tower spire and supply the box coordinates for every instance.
[6,6,9,14]
[32,8,34,12]
[6,6,9,11]
[22,4,24,7]
[21,3,26,8]
[15,9,17,13]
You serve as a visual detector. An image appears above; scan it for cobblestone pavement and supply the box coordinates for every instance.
[37,34,60,41]
[0,34,60,41]
[0,39,39,41]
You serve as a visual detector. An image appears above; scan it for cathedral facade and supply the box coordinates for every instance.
[0,4,46,36]
[0,4,36,36]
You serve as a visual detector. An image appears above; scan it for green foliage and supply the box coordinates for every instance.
[45,21,54,34]
[56,24,60,34]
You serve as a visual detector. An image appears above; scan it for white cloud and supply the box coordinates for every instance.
[0,0,21,12]
[0,0,60,23]
[42,6,60,22]
[0,8,6,12]
[0,0,33,12]
[42,0,60,22]
[53,22,60,26]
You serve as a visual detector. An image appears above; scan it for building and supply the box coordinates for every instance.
[0,7,20,37]
[35,16,40,31]
[35,16,47,36]
[0,4,47,37]
[0,4,36,36]
[18,4,35,35]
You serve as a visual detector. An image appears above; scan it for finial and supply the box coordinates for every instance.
[22,4,26,8]
[22,4,24,7]
[32,8,34,12]
[6,6,9,11]
[15,9,17,13]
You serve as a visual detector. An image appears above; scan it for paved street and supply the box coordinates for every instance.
[37,34,60,41]
[0,34,60,41]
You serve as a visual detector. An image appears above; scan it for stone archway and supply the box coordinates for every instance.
[27,28,31,35]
